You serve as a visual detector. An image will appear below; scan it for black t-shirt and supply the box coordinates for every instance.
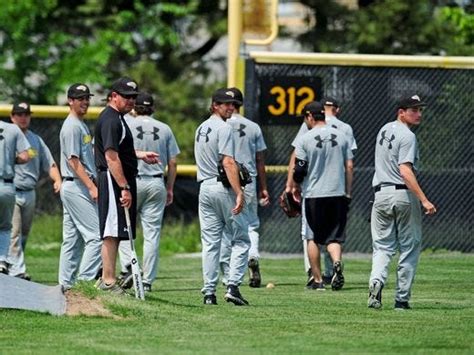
[94,106,138,181]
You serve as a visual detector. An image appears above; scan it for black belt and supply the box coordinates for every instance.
[63,177,75,181]
[137,174,163,178]
[2,178,13,183]
[374,184,408,192]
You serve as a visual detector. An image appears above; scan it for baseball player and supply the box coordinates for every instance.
[58,83,102,290]
[195,88,251,306]
[0,116,30,274]
[94,77,158,294]
[118,92,180,292]
[292,101,353,291]
[219,87,269,288]
[8,102,62,280]
[368,94,436,310]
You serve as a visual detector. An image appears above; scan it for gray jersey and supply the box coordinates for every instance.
[326,115,357,151]
[60,114,96,178]
[227,113,266,177]
[195,115,234,182]
[14,130,55,190]
[291,122,309,148]
[0,121,30,179]
[295,125,353,198]
[372,120,418,187]
[127,115,180,175]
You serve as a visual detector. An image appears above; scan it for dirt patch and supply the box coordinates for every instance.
[65,290,114,317]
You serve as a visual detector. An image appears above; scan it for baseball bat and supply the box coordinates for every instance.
[124,206,145,300]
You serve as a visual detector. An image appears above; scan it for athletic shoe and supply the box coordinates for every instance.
[203,294,217,305]
[117,265,133,289]
[308,281,326,291]
[248,258,261,288]
[322,274,333,285]
[306,268,314,287]
[143,283,152,292]
[95,278,126,295]
[0,261,9,274]
[224,285,249,306]
[15,273,31,281]
[368,280,384,309]
[394,300,411,310]
[331,261,345,291]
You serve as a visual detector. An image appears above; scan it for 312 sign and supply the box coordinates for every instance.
[259,76,323,125]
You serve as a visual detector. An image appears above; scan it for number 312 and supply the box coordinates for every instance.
[268,86,315,116]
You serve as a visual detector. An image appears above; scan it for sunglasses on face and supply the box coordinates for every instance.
[120,93,137,100]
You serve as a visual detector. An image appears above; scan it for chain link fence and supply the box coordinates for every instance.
[244,55,473,253]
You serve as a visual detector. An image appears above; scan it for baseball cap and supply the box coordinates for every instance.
[11,101,32,115]
[135,92,154,107]
[322,97,339,108]
[397,94,427,109]
[228,87,244,105]
[67,83,94,99]
[297,101,325,119]
[111,77,139,96]
[212,88,242,105]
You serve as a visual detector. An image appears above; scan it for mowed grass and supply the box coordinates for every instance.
[1,243,473,354]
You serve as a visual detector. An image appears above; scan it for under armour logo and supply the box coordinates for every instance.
[236,124,246,137]
[315,134,338,148]
[196,126,212,143]
[331,124,338,129]
[0,128,3,140]
[379,130,395,149]
[127,81,137,89]
[136,126,159,141]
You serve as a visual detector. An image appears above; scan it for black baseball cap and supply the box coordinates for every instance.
[297,101,325,119]
[322,97,339,108]
[212,88,242,105]
[11,101,32,115]
[228,87,244,105]
[397,94,427,109]
[135,92,154,107]
[111,77,139,96]
[67,83,94,99]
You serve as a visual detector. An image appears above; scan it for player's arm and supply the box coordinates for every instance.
[222,154,245,215]
[135,150,160,164]
[285,150,296,193]
[400,163,436,215]
[49,163,62,194]
[166,157,177,206]
[344,159,354,198]
[256,151,270,206]
[105,149,131,208]
[16,150,30,164]
[68,157,97,201]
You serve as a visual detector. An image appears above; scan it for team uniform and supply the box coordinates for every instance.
[119,114,180,286]
[8,130,56,277]
[195,114,250,298]
[0,122,30,271]
[94,106,138,241]
[58,114,102,288]
[219,113,266,284]
[369,120,422,305]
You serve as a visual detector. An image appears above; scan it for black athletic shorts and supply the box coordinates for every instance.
[305,196,349,245]
[97,170,137,240]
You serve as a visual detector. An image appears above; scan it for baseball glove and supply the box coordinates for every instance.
[279,191,301,218]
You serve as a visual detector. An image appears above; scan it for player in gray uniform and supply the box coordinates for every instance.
[0,117,30,274]
[118,92,180,292]
[219,87,269,288]
[58,83,102,289]
[293,101,353,291]
[195,88,251,306]
[368,95,436,310]
[7,102,62,279]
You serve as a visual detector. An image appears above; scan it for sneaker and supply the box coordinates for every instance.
[203,294,217,305]
[248,258,261,288]
[15,273,31,281]
[308,281,326,291]
[143,283,152,292]
[224,285,249,306]
[322,274,333,285]
[117,265,133,289]
[0,261,9,274]
[368,280,384,309]
[331,261,345,291]
[394,300,411,310]
[306,269,314,287]
[95,278,126,295]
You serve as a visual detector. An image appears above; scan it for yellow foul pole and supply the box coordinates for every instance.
[227,0,242,88]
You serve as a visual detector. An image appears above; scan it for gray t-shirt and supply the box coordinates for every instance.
[326,114,358,151]
[60,114,96,178]
[14,130,55,190]
[195,115,234,182]
[127,115,180,175]
[291,122,309,148]
[0,121,30,179]
[372,120,418,187]
[295,125,353,198]
[227,113,266,177]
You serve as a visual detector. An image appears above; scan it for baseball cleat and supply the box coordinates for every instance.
[368,280,384,309]
[224,285,249,306]
[143,283,152,292]
[394,300,411,310]
[306,268,315,287]
[203,294,217,305]
[14,273,31,281]
[117,265,133,289]
[0,261,9,274]
[307,281,326,291]
[331,261,345,291]
[248,258,261,288]
[322,274,333,285]
[95,278,126,295]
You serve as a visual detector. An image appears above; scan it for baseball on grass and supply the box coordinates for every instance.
[266,282,275,289]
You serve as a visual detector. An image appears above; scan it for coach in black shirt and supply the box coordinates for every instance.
[94,77,158,293]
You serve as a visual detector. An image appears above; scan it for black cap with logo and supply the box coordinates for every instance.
[322,97,339,108]
[297,101,325,119]
[228,87,244,106]
[135,93,154,107]
[397,94,427,109]
[11,101,32,115]
[67,83,94,99]
[211,88,242,105]
[111,77,139,96]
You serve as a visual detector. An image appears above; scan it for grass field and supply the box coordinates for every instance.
[1,240,473,354]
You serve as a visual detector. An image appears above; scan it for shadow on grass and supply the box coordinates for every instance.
[146,295,202,308]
